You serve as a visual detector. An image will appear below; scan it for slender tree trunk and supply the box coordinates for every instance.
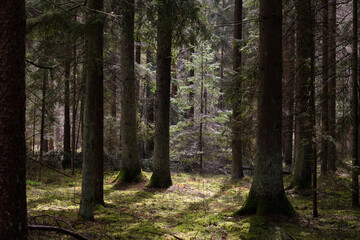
[282,2,295,168]
[351,0,359,208]
[149,0,173,188]
[237,0,294,216]
[64,56,71,166]
[188,47,195,120]
[145,50,155,156]
[115,0,142,184]
[310,6,318,217]
[0,0,27,238]
[218,45,225,110]
[321,0,329,176]
[328,0,337,172]
[71,42,77,175]
[79,0,104,220]
[290,0,314,190]
[231,0,244,180]
[199,63,204,172]
[40,67,48,161]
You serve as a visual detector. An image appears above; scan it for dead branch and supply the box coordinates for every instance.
[28,157,75,179]
[28,225,89,240]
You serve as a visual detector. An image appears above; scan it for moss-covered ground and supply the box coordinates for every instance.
[27,171,360,239]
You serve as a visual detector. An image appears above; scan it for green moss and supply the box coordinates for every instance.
[113,169,145,186]
[236,190,296,216]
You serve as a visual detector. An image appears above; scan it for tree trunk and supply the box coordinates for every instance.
[145,50,155,156]
[351,0,359,208]
[188,47,195,120]
[328,0,337,172]
[282,2,295,168]
[321,0,329,176]
[237,0,294,215]
[0,0,27,238]
[290,0,314,190]
[149,0,173,188]
[231,0,244,180]
[71,41,77,175]
[79,0,104,220]
[115,0,142,184]
[40,66,48,161]
[64,55,71,166]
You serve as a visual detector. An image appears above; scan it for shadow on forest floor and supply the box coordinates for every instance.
[27,170,360,239]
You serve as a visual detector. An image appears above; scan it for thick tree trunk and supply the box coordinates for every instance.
[328,0,337,172]
[79,0,104,220]
[321,0,329,176]
[231,0,244,180]
[351,0,359,208]
[149,0,173,188]
[237,0,294,215]
[290,0,314,190]
[115,0,142,184]
[0,0,27,238]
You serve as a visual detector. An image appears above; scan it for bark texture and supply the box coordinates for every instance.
[290,0,314,190]
[149,0,173,188]
[282,2,295,168]
[0,0,27,238]
[237,0,294,215]
[79,0,104,220]
[116,0,142,184]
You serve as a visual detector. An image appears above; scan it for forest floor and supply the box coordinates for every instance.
[27,170,360,240]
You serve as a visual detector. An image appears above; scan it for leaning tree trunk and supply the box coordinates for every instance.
[115,0,142,184]
[0,0,27,238]
[231,0,244,180]
[290,0,314,190]
[40,65,48,161]
[79,0,104,220]
[236,0,295,216]
[149,0,173,188]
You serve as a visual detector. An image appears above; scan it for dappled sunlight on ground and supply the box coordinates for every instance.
[27,171,360,239]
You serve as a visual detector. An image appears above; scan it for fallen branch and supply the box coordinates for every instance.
[28,157,75,179]
[242,166,292,175]
[28,225,89,240]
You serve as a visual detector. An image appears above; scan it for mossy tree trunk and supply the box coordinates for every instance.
[237,0,295,216]
[231,0,244,180]
[149,0,173,188]
[289,0,314,190]
[115,0,142,184]
[0,0,27,238]
[79,0,104,220]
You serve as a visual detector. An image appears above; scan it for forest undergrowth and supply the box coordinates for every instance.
[27,169,360,240]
